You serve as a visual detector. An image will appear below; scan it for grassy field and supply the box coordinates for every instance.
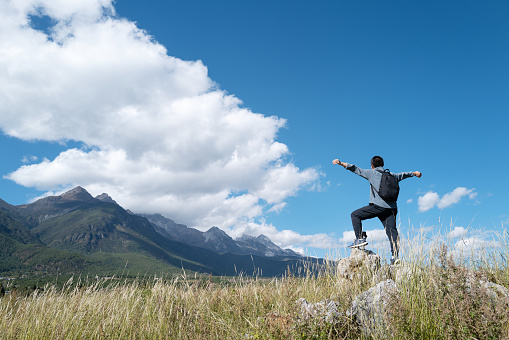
[1,238,508,339]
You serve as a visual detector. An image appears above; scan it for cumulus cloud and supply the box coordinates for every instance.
[418,187,476,212]
[417,192,440,212]
[447,226,468,239]
[0,0,321,240]
[450,237,501,260]
[338,230,356,245]
[267,202,287,214]
[21,155,38,164]
[437,187,476,209]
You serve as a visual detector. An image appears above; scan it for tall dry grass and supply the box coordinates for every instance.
[0,268,363,339]
[1,233,508,339]
[387,243,509,339]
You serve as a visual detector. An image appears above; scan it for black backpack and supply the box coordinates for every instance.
[371,169,399,202]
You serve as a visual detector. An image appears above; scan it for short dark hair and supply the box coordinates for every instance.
[371,156,384,168]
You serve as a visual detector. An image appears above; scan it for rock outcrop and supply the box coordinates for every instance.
[296,298,341,324]
[347,279,396,336]
[95,193,118,205]
[291,246,509,338]
[336,248,381,280]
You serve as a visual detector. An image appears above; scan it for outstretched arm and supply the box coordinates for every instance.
[332,159,372,179]
[393,170,422,181]
[332,159,347,168]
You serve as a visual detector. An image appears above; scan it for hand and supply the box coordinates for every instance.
[413,171,422,178]
[332,159,340,165]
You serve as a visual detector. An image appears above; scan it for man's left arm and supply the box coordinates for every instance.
[393,171,422,181]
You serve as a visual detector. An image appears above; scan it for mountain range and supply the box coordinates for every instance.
[0,187,315,277]
[141,213,300,258]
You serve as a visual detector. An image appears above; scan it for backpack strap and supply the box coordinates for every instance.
[370,169,390,197]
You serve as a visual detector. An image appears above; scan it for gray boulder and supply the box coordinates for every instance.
[480,280,509,299]
[464,271,509,301]
[347,279,396,337]
[296,298,341,324]
[337,248,381,280]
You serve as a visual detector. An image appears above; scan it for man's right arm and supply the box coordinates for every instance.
[332,159,347,168]
[332,159,370,179]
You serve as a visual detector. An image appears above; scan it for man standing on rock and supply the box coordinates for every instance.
[332,156,421,265]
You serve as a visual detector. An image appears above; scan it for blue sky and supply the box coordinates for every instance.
[0,0,507,257]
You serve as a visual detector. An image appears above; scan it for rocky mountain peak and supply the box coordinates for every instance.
[95,193,118,205]
[235,233,301,258]
[256,234,273,244]
[204,227,230,240]
[237,234,275,246]
[203,227,241,253]
[237,234,256,242]
[60,186,94,202]
[142,214,302,258]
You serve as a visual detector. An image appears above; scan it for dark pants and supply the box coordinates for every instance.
[351,203,399,257]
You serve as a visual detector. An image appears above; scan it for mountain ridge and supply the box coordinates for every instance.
[0,187,314,277]
[141,213,301,258]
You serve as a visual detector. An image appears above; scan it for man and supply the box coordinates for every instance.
[332,156,422,265]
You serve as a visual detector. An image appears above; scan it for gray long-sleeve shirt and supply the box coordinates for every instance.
[345,163,414,209]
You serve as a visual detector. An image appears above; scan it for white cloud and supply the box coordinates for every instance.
[0,0,321,240]
[447,226,467,239]
[406,198,413,203]
[417,192,440,212]
[367,229,389,242]
[418,187,476,212]
[21,155,38,163]
[267,202,287,214]
[338,230,356,244]
[450,237,501,259]
[437,187,475,209]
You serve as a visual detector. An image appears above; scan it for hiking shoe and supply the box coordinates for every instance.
[390,257,401,265]
[348,238,368,249]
